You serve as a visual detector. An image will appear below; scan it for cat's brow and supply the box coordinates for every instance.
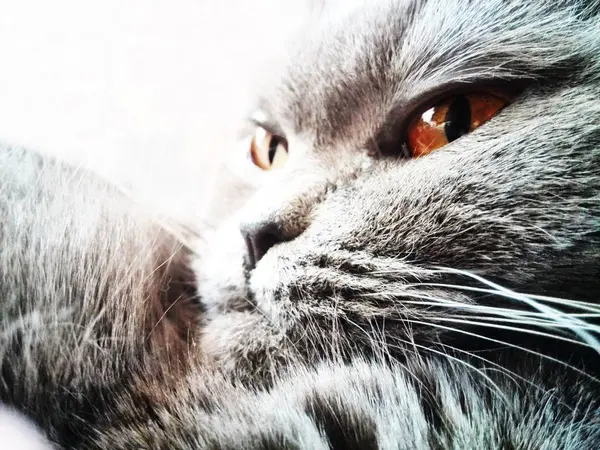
[274,0,592,147]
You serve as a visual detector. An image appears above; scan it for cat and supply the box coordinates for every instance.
[1,0,600,448]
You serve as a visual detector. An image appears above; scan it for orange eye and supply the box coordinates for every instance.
[250,127,289,170]
[407,92,510,157]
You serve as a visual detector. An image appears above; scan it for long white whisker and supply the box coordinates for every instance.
[383,296,562,319]
[363,290,586,326]
[432,267,600,353]
[427,316,589,348]
[406,282,600,313]
[448,314,598,328]
[362,289,600,352]
[404,318,600,384]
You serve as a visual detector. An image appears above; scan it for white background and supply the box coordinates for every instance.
[0,0,308,217]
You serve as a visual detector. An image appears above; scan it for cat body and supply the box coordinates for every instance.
[1,0,600,448]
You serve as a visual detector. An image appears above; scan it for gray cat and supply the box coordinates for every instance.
[1,0,600,448]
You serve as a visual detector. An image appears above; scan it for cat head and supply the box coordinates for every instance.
[194,0,600,379]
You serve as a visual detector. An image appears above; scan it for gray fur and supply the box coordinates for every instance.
[2,0,600,448]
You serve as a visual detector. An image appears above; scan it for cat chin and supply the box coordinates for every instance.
[194,225,305,377]
[199,309,300,381]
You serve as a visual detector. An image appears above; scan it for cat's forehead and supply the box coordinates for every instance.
[261,0,594,148]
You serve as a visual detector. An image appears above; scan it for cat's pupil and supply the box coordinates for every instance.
[444,95,471,142]
[268,139,279,163]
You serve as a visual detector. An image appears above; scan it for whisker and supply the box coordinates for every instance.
[362,290,579,326]
[386,336,550,396]
[339,312,545,405]
[342,315,478,400]
[139,241,183,286]
[448,314,600,328]
[343,315,389,358]
[379,295,560,319]
[145,293,185,341]
[432,267,600,353]
[387,334,511,405]
[406,282,600,313]
[426,316,590,348]
[404,318,600,384]
[517,294,600,312]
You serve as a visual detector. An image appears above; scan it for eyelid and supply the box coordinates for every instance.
[249,115,286,139]
[405,80,523,115]
[235,109,286,141]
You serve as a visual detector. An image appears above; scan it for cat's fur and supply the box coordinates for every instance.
[1,0,600,448]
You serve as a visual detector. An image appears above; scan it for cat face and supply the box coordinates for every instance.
[194,0,600,378]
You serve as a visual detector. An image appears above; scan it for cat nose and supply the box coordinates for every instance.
[240,221,287,269]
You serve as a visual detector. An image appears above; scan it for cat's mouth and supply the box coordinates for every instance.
[196,225,600,381]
